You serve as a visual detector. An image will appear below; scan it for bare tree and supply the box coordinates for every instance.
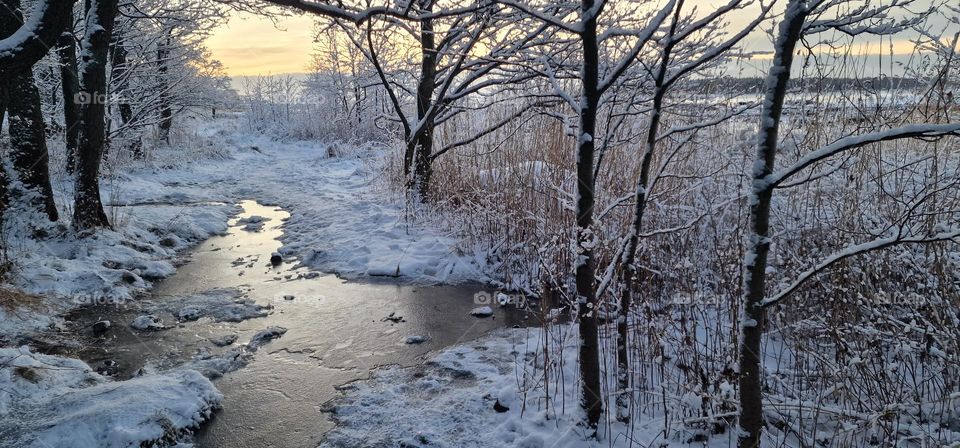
[492,0,678,430]
[105,0,229,150]
[603,0,769,422]
[737,1,957,445]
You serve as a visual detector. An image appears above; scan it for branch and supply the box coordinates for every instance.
[0,0,74,74]
[430,100,553,160]
[769,123,960,187]
[761,229,960,308]
[597,0,675,94]
[494,0,581,33]
[262,0,483,24]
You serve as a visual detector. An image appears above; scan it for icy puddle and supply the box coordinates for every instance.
[54,200,529,447]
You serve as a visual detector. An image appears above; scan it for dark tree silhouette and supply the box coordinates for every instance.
[73,0,119,230]
[1,0,59,221]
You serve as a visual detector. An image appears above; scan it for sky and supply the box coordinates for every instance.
[205,2,951,78]
[206,11,317,76]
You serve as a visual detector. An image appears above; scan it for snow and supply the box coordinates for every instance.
[405,335,428,344]
[470,305,494,317]
[0,347,221,448]
[183,326,287,379]
[139,288,272,323]
[131,314,166,330]
[236,214,270,231]
[320,326,739,448]
[0,198,235,342]
[0,0,47,58]
[109,117,487,284]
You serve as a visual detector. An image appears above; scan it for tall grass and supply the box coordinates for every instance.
[404,75,960,445]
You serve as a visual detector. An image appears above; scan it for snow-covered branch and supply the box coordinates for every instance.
[769,123,960,188]
[761,228,960,308]
[0,0,73,74]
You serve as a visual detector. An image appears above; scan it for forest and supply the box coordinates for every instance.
[0,0,958,447]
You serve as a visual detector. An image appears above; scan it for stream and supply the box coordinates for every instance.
[46,200,529,447]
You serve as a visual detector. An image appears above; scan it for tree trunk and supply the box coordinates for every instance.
[5,68,59,221]
[73,0,118,230]
[412,125,434,198]
[408,2,436,198]
[738,1,806,446]
[110,31,132,126]
[0,85,7,225]
[57,16,81,174]
[156,31,172,143]
[616,1,683,422]
[1,0,58,221]
[109,28,141,158]
[576,0,603,431]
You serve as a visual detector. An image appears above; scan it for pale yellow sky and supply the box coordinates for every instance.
[206,11,317,76]
[205,2,948,77]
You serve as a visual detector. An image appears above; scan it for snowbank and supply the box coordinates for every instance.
[0,199,235,341]
[319,326,718,448]
[0,347,222,447]
[140,288,272,324]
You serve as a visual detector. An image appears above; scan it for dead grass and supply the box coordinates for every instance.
[0,287,44,312]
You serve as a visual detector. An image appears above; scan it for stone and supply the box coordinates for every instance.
[92,320,111,337]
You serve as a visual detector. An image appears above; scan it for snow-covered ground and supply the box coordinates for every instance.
[114,116,487,283]
[320,326,741,448]
[0,194,236,341]
[0,347,222,448]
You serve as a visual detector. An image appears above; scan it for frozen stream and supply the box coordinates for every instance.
[52,200,528,447]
